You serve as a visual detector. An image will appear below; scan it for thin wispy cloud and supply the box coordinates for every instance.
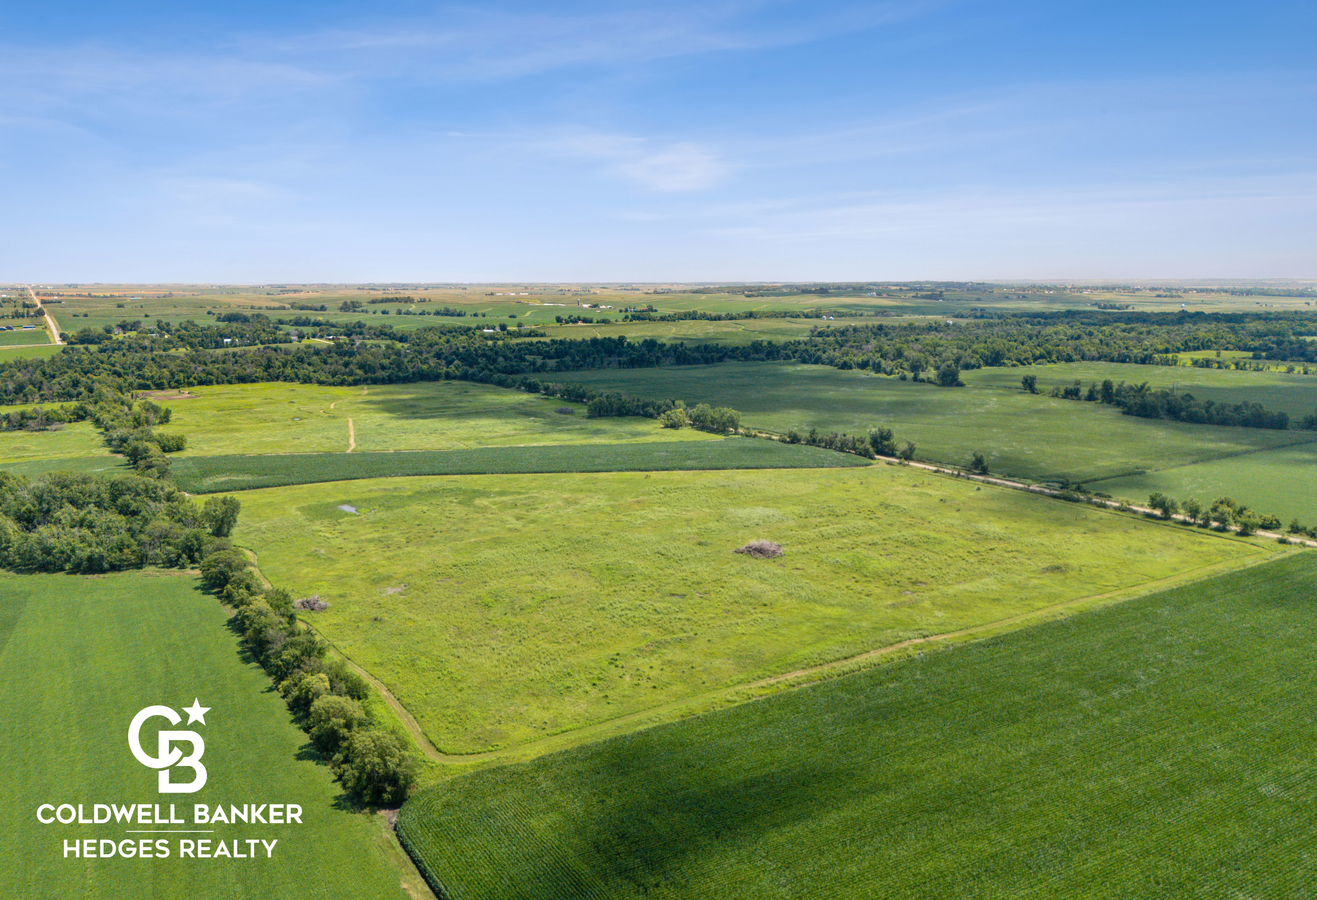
[0,0,1312,279]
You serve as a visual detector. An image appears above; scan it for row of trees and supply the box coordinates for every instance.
[1036,377,1298,430]
[200,551,416,806]
[6,309,1317,412]
[1145,493,1280,535]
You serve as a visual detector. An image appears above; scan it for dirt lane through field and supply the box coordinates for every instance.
[347,417,356,452]
[23,285,63,345]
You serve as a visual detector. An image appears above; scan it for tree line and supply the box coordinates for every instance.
[1029,376,1303,430]
[200,551,417,806]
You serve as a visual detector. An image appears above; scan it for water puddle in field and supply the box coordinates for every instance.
[338,504,358,514]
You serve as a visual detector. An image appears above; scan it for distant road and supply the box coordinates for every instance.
[23,285,64,345]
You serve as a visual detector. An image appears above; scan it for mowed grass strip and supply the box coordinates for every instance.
[173,439,864,492]
[0,572,408,900]
[235,465,1261,754]
[561,362,1309,482]
[397,552,1317,900]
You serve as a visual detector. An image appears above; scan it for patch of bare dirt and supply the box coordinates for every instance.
[295,595,329,611]
[735,539,784,559]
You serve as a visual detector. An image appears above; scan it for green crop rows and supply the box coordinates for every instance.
[0,571,409,900]
[173,438,866,492]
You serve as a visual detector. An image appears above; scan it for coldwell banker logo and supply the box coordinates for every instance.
[36,700,303,860]
[128,699,209,793]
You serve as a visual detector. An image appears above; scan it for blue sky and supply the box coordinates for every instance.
[1,0,1314,281]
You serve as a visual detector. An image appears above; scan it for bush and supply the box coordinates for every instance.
[307,695,371,755]
[333,730,417,806]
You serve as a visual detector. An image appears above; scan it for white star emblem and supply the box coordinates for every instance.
[182,698,210,725]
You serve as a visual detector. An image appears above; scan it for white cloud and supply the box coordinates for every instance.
[548,132,732,192]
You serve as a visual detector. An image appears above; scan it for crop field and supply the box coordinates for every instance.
[0,571,411,900]
[396,552,1317,900]
[233,464,1262,755]
[965,362,1317,418]
[561,362,1311,483]
[157,382,722,457]
[173,438,867,492]
[0,326,52,346]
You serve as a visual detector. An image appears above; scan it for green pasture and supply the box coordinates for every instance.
[0,421,110,466]
[561,362,1311,483]
[397,552,1317,900]
[234,465,1261,755]
[1095,441,1317,525]
[0,343,63,360]
[173,438,866,493]
[0,571,409,900]
[159,381,721,457]
[966,361,1317,418]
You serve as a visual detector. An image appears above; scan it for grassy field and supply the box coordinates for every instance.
[965,362,1317,418]
[396,552,1317,900]
[1095,441,1317,525]
[234,465,1263,755]
[0,343,63,360]
[0,421,110,465]
[561,362,1313,483]
[0,571,411,900]
[157,382,722,457]
[173,439,868,492]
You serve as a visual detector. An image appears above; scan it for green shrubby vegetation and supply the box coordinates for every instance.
[200,547,417,805]
[1047,377,1295,429]
[0,471,216,572]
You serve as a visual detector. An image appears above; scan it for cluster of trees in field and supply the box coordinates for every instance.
[1029,376,1299,430]
[1144,493,1280,536]
[94,398,189,477]
[657,402,741,434]
[777,424,916,462]
[0,471,237,573]
[200,552,417,806]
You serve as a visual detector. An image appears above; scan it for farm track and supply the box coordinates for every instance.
[24,285,63,345]
[347,418,356,452]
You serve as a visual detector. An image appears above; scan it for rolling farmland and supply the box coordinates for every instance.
[234,464,1264,755]
[397,552,1317,900]
[561,362,1315,484]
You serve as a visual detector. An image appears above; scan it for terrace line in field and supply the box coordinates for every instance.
[234,464,1265,755]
